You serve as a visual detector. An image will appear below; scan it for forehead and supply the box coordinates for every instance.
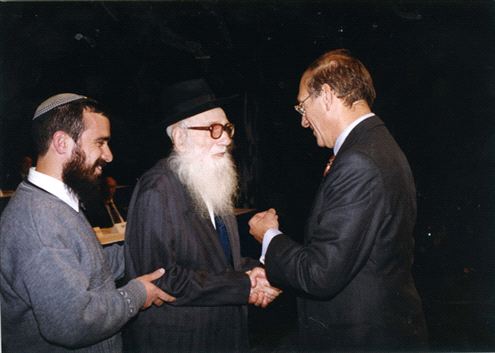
[81,110,110,137]
[186,107,228,125]
[297,71,311,101]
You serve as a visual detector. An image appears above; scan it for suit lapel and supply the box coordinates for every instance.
[184,207,234,272]
[312,116,386,225]
[177,173,238,271]
[222,214,241,271]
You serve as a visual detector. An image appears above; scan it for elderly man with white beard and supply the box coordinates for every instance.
[123,79,281,353]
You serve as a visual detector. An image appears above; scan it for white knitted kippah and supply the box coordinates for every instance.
[33,93,87,120]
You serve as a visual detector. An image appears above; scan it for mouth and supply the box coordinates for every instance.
[93,160,107,174]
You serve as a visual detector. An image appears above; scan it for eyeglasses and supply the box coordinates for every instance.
[187,123,235,139]
[294,94,312,116]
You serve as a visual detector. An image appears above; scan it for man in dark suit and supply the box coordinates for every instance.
[123,79,281,352]
[249,50,428,351]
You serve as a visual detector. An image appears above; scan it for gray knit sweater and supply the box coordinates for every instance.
[1,181,146,352]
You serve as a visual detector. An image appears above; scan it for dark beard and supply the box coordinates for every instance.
[62,145,106,204]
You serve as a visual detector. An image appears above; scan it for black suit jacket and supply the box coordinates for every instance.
[123,158,259,352]
[265,116,428,351]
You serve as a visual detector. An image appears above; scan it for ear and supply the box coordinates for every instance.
[52,131,73,155]
[171,125,187,153]
[321,83,335,110]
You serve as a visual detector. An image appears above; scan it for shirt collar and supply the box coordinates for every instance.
[333,113,375,155]
[204,199,216,229]
[27,167,80,212]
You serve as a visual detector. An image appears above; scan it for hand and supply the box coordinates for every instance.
[246,267,282,308]
[248,208,279,243]
[136,268,176,310]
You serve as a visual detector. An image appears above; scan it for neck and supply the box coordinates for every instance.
[35,155,64,182]
[341,100,371,128]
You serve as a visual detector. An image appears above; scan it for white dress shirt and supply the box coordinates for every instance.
[27,167,80,212]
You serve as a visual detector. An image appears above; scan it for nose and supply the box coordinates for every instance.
[102,144,113,163]
[216,128,232,146]
[301,115,310,128]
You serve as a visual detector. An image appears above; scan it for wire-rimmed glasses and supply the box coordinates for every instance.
[294,94,312,116]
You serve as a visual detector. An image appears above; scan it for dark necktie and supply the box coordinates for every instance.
[214,216,231,261]
[107,201,122,224]
[323,155,335,176]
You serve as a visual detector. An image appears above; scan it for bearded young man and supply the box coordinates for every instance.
[123,79,281,352]
[1,94,175,352]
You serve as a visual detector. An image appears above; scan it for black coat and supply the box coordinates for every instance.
[265,116,428,351]
[123,158,259,352]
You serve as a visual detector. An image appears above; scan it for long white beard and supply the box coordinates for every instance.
[168,147,238,219]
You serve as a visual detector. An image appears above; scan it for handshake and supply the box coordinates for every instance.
[246,267,282,308]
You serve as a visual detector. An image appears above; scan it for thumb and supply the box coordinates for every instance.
[252,211,269,220]
[246,271,256,287]
[147,268,165,281]
[252,267,267,279]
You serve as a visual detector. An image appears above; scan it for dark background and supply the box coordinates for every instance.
[1,1,494,351]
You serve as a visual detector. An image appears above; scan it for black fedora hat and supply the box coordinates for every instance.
[160,78,237,127]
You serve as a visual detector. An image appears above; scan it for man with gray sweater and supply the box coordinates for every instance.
[1,94,175,352]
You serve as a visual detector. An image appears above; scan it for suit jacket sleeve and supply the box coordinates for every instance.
[240,256,261,272]
[265,151,388,298]
[125,184,252,307]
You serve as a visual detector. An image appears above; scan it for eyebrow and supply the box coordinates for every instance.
[195,121,226,126]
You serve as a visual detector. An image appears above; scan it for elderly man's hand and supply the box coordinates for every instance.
[246,267,282,308]
[248,208,279,243]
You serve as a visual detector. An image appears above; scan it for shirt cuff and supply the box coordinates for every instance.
[259,228,282,264]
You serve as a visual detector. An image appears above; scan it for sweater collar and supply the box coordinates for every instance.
[27,167,80,212]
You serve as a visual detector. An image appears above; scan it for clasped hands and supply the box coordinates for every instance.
[246,267,282,308]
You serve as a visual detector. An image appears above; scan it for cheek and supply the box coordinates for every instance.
[206,145,217,157]
[305,117,316,129]
[187,139,208,158]
[198,137,217,154]
[85,149,102,165]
